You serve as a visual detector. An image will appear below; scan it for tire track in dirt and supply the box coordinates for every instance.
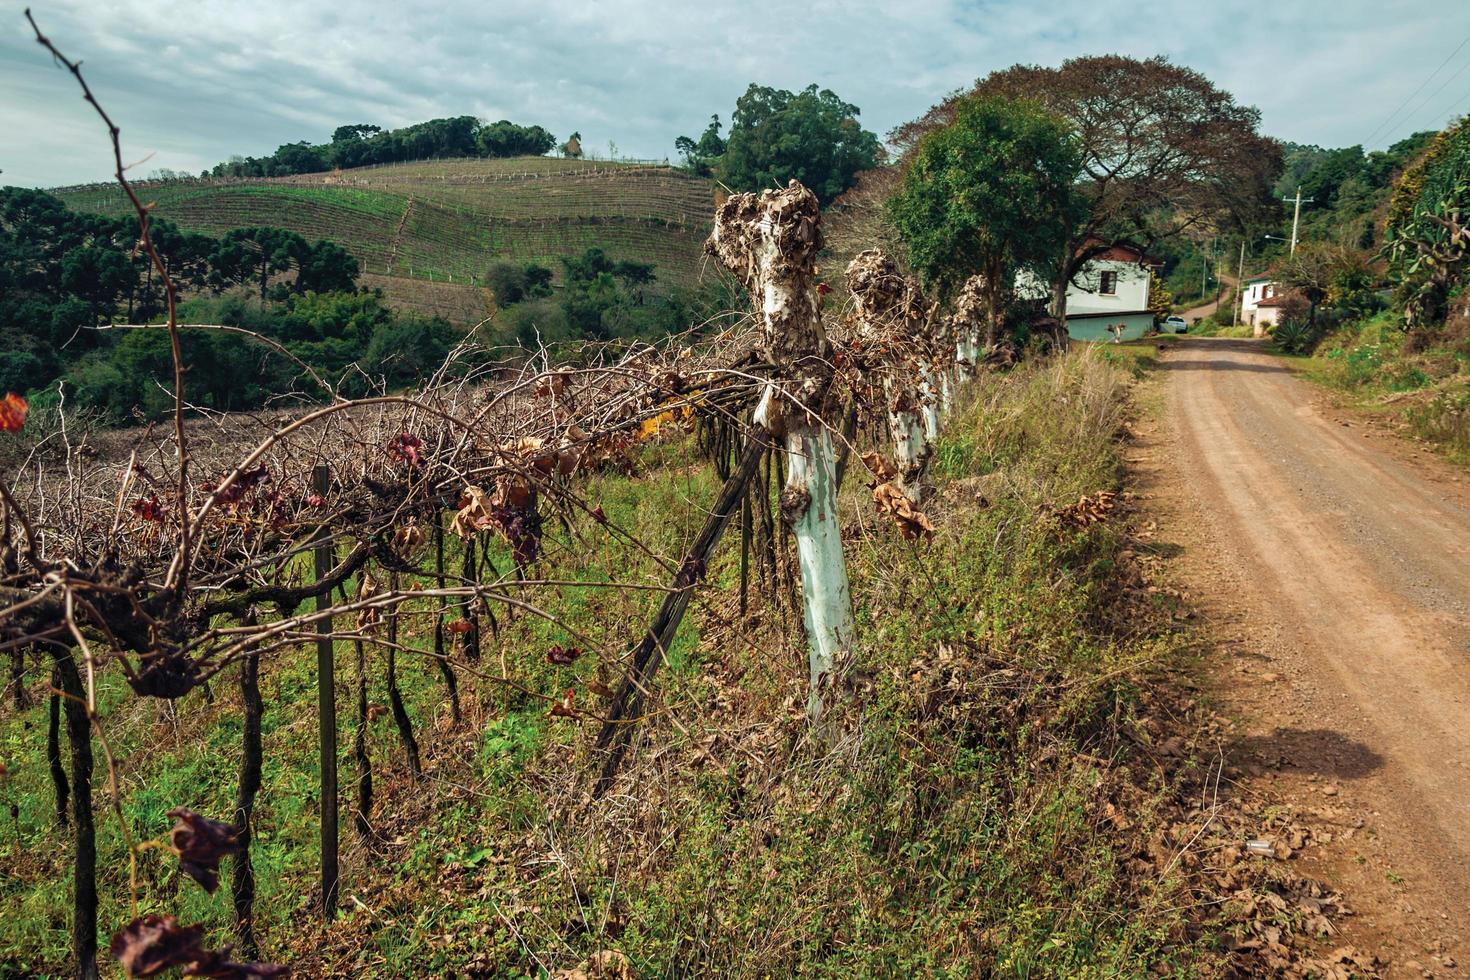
[1139,337,1470,977]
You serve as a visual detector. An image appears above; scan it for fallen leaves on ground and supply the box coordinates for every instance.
[1046,489,1118,528]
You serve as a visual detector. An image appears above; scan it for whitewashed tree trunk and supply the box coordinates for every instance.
[766,411,855,716]
[710,181,855,721]
[951,274,988,377]
[919,365,941,442]
[938,366,954,417]
[846,249,935,504]
[888,405,929,503]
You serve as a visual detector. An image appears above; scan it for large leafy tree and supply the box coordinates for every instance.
[292,239,360,295]
[60,244,134,328]
[888,96,1082,345]
[209,227,307,302]
[718,84,882,205]
[895,56,1282,323]
[476,121,556,158]
[673,115,726,177]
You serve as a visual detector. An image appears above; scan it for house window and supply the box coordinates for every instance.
[1099,271,1117,295]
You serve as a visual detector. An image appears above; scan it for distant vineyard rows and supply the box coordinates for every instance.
[55,158,718,311]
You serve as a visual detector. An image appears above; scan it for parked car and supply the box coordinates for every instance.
[1164,315,1187,333]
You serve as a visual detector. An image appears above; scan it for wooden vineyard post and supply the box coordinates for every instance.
[312,464,338,918]
[594,426,771,790]
[706,180,856,721]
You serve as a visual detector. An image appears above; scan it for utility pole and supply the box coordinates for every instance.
[1233,239,1246,327]
[1284,187,1314,254]
[1200,236,1216,301]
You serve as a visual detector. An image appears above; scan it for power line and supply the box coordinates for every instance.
[1417,79,1470,141]
[1381,54,1470,145]
[1364,30,1470,147]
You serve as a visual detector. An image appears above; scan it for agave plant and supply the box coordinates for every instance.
[1272,317,1317,355]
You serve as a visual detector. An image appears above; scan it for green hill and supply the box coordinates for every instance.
[53,157,718,323]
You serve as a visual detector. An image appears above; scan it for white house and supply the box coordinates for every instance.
[1019,242,1160,341]
[1060,242,1160,342]
[1240,276,1287,336]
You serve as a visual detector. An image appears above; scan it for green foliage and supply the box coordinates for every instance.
[716,84,882,205]
[0,188,486,420]
[1271,317,1316,354]
[1276,133,1436,242]
[888,95,1082,308]
[208,226,306,300]
[209,116,557,178]
[474,120,557,159]
[486,260,553,306]
[1383,117,1470,323]
[294,239,360,294]
[1148,277,1174,325]
[673,115,726,176]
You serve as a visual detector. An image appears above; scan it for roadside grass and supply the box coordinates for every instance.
[1188,321,1255,339]
[0,349,1213,976]
[1298,312,1470,464]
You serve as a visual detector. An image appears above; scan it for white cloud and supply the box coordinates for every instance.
[3,0,1468,187]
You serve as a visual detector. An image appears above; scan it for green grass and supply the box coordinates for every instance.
[1297,311,1470,464]
[53,157,718,322]
[0,351,1216,976]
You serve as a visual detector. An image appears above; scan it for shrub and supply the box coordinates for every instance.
[1272,317,1316,354]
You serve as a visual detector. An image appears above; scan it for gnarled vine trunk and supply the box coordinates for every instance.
[231,627,263,960]
[48,669,69,828]
[846,248,934,503]
[384,571,422,778]
[52,649,97,980]
[707,181,855,720]
[431,515,461,723]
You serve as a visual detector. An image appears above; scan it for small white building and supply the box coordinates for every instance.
[1240,277,1287,336]
[1062,243,1159,342]
[1016,241,1160,342]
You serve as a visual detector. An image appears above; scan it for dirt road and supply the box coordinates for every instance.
[1151,337,1470,972]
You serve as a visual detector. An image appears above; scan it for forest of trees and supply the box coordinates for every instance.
[488,247,714,347]
[0,188,717,425]
[205,116,558,179]
[0,187,461,421]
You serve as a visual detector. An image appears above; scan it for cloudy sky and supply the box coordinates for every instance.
[3,0,1469,188]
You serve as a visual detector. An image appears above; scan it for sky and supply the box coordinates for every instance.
[3,0,1470,188]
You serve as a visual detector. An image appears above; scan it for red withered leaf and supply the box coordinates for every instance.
[131,494,168,523]
[166,807,242,894]
[386,432,424,468]
[0,392,27,432]
[109,914,288,979]
[548,687,578,719]
[546,644,582,666]
[110,915,208,977]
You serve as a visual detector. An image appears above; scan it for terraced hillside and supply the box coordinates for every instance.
[54,157,718,322]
